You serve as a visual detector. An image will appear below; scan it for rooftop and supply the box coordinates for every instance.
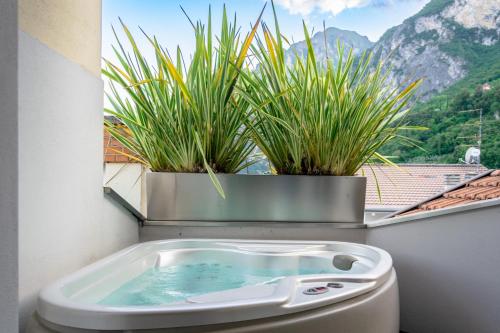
[359,164,488,209]
[396,169,500,217]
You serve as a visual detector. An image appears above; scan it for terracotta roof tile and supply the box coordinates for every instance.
[445,186,494,200]
[483,188,500,200]
[421,197,472,210]
[443,187,469,199]
[468,176,500,187]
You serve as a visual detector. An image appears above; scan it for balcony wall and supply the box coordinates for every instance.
[366,200,500,333]
[17,1,139,331]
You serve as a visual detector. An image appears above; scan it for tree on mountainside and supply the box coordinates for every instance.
[380,84,500,168]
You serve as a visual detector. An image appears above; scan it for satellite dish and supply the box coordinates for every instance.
[465,147,480,164]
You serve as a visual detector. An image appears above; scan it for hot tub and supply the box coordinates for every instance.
[29,239,398,333]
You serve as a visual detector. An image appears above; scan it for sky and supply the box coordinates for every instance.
[102,0,430,63]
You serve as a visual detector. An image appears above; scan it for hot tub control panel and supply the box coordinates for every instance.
[302,282,346,295]
[286,280,378,310]
[303,286,329,295]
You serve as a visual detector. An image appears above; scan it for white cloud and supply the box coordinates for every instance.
[274,0,388,16]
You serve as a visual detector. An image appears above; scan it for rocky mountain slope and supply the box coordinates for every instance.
[286,0,500,100]
[372,0,499,99]
[376,0,500,167]
[285,27,373,66]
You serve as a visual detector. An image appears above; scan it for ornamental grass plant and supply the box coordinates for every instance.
[239,3,423,176]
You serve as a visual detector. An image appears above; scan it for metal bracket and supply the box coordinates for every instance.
[103,187,146,224]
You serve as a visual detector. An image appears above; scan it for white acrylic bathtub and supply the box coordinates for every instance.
[30,239,398,333]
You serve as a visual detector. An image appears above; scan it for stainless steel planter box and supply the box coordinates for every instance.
[147,173,366,223]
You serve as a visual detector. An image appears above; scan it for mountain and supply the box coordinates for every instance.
[373,0,500,168]
[285,0,499,100]
[285,27,373,66]
[372,0,500,99]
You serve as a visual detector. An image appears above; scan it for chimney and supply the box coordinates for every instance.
[444,174,461,189]
[464,172,478,181]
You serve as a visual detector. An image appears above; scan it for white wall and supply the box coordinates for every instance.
[0,1,19,332]
[366,203,500,333]
[18,30,139,332]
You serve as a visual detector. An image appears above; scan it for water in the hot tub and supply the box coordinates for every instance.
[99,254,345,306]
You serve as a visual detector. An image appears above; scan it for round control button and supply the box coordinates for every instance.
[303,286,329,295]
[327,282,344,289]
